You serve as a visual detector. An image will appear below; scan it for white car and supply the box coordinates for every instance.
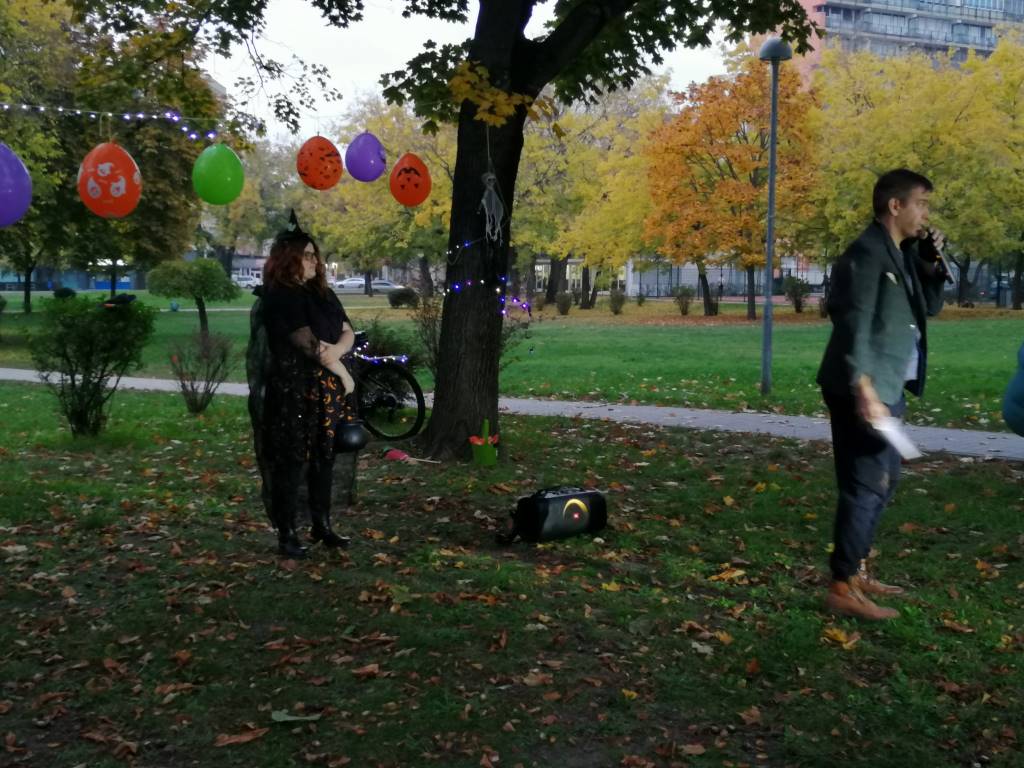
[333,277,367,292]
[333,277,405,294]
[233,274,260,288]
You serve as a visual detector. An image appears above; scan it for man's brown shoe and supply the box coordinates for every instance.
[856,559,905,596]
[824,580,899,621]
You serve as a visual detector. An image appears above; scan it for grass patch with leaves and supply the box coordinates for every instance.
[1,383,1022,767]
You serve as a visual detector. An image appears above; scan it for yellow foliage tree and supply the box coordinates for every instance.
[646,54,815,318]
[555,77,670,308]
[811,44,1023,305]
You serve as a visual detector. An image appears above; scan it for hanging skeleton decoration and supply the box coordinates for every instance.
[479,172,505,244]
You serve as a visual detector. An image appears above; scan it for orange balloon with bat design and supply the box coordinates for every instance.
[388,152,431,207]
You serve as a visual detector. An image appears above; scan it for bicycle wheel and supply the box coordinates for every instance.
[358,361,426,440]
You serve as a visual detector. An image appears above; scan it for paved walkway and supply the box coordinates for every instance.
[2,367,1021,461]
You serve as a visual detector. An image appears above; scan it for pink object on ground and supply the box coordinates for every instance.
[384,448,410,462]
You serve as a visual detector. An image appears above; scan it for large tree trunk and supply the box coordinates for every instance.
[698,265,716,316]
[196,297,209,339]
[545,256,566,306]
[1013,251,1023,311]
[745,266,757,320]
[588,271,599,308]
[363,270,374,297]
[580,265,593,309]
[22,267,33,315]
[109,262,118,299]
[418,254,434,298]
[419,0,642,458]
[953,254,972,306]
[525,254,536,300]
[420,20,533,457]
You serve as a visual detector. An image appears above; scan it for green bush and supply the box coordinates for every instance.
[784,276,812,313]
[609,289,626,315]
[359,315,424,371]
[635,292,647,306]
[387,287,420,309]
[53,287,77,299]
[555,291,572,316]
[30,296,156,436]
[673,285,696,316]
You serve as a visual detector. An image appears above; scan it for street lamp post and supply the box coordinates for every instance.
[758,37,792,396]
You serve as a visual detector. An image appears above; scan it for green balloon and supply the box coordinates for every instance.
[192,144,244,205]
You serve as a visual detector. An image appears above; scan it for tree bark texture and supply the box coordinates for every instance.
[197,297,209,338]
[954,255,972,306]
[580,266,593,309]
[545,256,565,306]
[418,254,434,298]
[698,267,716,316]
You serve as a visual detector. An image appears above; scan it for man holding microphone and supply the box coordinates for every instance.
[817,169,951,620]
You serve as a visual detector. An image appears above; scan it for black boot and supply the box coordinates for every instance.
[269,461,309,558]
[277,528,309,559]
[310,507,350,548]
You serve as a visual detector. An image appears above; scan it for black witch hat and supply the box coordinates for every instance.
[273,209,310,247]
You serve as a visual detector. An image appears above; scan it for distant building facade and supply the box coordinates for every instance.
[798,0,1024,66]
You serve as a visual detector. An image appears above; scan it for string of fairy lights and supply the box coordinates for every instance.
[0,101,226,142]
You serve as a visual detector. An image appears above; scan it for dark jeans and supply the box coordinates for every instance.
[823,390,907,581]
[270,456,335,531]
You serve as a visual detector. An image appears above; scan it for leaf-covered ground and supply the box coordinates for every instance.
[2,382,1023,767]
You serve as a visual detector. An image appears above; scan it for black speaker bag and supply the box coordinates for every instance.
[502,486,607,544]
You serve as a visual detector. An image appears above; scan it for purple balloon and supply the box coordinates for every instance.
[345,132,386,182]
[0,143,32,228]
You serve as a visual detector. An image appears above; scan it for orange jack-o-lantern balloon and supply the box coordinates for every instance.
[297,136,343,190]
[77,142,142,218]
[389,152,431,207]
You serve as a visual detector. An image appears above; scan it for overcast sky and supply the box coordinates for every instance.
[206,0,728,141]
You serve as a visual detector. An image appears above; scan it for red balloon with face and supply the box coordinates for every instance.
[389,152,431,207]
[297,136,344,190]
[77,142,142,218]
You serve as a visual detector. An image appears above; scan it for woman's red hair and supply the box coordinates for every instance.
[263,236,329,294]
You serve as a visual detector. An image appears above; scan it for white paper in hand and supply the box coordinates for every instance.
[871,416,923,460]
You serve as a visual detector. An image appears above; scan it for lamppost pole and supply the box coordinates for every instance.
[758,37,792,396]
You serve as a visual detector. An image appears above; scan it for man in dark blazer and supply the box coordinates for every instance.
[817,169,948,620]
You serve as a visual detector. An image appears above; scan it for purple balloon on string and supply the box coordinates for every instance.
[0,143,32,228]
[345,132,386,182]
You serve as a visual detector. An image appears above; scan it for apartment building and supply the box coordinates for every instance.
[798,0,1024,63]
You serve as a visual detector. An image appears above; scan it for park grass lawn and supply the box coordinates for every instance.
[1,382,1022,768]
[1,298,1020,430]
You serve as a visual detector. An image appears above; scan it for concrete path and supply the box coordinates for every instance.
[2,367,1021,462]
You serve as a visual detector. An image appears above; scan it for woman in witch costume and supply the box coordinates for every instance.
[246,211,361,558]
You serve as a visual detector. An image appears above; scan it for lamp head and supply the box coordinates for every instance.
[759,37,793,62]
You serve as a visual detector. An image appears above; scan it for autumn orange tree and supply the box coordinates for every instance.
[645,53,815,318]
